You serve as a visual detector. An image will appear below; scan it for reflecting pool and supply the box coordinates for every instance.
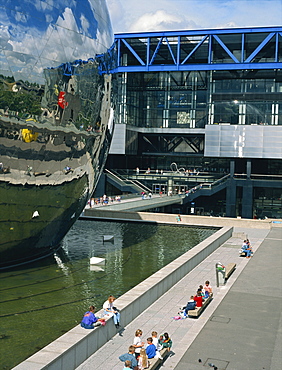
[0,220,216,369]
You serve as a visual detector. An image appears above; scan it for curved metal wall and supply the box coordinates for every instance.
[0,0,115,267]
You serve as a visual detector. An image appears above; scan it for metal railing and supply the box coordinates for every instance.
[105,169,151,193]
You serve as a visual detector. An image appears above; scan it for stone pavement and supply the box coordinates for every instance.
[174,226,282,370]
[76,225,281,370]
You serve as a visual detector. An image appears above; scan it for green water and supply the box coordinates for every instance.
[0,220,216,369]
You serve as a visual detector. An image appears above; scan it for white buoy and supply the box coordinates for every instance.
[90,257,105,265]
[103,235,114,242]
[32,210,40,218]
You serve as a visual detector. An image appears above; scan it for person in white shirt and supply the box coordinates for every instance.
[103,295,120,328]
[133,329,144,359]
[151,331,163,359]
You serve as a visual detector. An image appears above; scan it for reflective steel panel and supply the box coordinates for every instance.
[204,125,282,158]
[0,0,115,267]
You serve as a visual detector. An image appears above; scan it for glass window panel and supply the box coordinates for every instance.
[253,35,276,63]
[212,38,235,64]
[214,102,239,124]
[244,33,269,60]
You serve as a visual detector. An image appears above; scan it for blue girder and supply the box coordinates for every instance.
[112,26,282,73]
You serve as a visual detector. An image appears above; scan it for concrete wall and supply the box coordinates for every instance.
[13,225,232,370]
[84,209,274,229]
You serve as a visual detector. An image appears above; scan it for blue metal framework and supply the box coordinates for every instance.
[113,27,282,72]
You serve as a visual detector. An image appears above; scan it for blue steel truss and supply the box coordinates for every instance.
[112,27,282,73]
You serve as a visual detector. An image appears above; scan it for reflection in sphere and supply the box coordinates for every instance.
[0,0,116,267]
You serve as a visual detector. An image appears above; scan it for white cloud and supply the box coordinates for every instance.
[106,0,125,32]
[108,0,282,33]
[129,10,197,32]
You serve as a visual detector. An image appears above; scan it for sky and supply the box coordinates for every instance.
[106,0,282,34]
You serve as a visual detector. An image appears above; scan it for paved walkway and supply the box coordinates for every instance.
[76,225,281,370]
[84,193,184,213]
[174,226,282,370]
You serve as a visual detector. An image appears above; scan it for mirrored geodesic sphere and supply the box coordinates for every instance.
[0,0,115,267]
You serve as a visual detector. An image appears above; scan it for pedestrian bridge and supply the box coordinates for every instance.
[83,194,184,214]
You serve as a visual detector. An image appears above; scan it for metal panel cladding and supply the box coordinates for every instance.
[0,0,115,267]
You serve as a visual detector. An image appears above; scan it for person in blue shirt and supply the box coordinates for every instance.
[185,296,196,313]
[119,346,138,369]
[80,305,99,329]
[241,239,253,258]
[146,337,157,359]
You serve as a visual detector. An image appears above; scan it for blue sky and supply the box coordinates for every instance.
[107,0,282,33]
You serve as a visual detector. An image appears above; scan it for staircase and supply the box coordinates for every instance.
[105,169,151,194]
[183,174,230,202]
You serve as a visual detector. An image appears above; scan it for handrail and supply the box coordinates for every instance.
[234,173,282,180]
[186,174,231,196]
[105,168,126,181]
[105,169,151,192]
[211,173,230,186]
[131,179,152,192]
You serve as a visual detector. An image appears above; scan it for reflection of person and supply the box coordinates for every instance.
[103,295,121,328]
[80,305,100,329]
[119,346,138,369]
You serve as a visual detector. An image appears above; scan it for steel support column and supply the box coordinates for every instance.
[226,178,237,217]
[242,180,254,219]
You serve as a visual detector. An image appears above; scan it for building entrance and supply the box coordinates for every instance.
[153,184,167,194]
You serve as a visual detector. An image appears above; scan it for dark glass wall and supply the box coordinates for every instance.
[118,69,281,129]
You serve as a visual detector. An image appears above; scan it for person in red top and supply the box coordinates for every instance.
[194,291,205,307]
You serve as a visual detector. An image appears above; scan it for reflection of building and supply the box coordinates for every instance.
[0,0,115,267]
[105,27,282,219]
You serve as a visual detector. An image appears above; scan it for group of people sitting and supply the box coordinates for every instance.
[119,329,172,369]
[80,295,121,329]
[239,239,253,258]
[178,280,213,318]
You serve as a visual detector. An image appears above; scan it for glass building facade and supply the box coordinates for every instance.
[120,69,281,129]
[115,28,282,129]
[107,28,282,219]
